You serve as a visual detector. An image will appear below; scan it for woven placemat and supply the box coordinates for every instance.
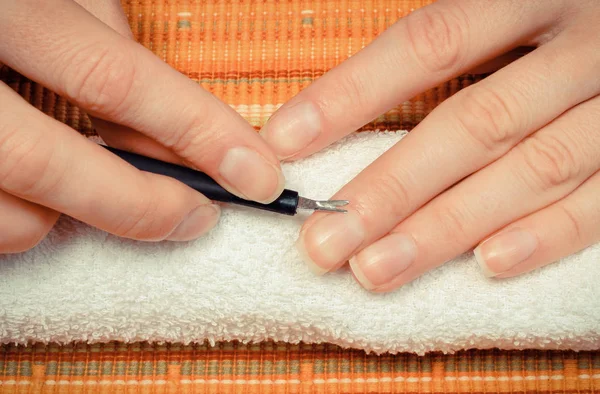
[1,0,484,136]
[0,342,598,393]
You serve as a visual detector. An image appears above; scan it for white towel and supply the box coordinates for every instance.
[1,131,599,355]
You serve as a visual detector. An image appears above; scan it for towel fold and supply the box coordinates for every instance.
[1,131,599,355]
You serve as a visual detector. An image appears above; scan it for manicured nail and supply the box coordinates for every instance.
[167,204,221,241]
[219,147,285,203]
[260,101,321,159]
[474,228,538,277]
[295,213,365,274]
[349,233,417,290]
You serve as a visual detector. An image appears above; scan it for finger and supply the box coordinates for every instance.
[259,0,567,160]
[72,0,183,163]
[0,189,59,254]
[474,170,600,279]
[350,93,600,292]
[0,82,220,242]
[295,27,600,275]
[0,0,284,204]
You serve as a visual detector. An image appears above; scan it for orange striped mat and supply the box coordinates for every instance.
[1,0,486,137]
[1,1,597,393]
[0,342,598,393]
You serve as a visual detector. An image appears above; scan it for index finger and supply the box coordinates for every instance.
[0,0,284,204]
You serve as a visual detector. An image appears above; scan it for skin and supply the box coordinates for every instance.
[0,0,285,252]
[2,1,598,293]
[259,0,600,290]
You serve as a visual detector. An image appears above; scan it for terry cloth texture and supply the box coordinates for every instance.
[0,342,599,393]
[0,131,599,355]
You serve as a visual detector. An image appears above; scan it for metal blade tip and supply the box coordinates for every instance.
[297,197,349,213]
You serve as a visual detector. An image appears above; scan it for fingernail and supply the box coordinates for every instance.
[295,213,365,274]
[474,228,538,277]
[219,147,285,203]
[167,204,221,241]
[295,236,328,275]
[260,101,321,159]
[349,233,417,290]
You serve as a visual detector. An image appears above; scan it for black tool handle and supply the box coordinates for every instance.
[102,145,299,216]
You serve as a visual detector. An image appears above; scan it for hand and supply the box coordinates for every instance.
[259,0,600,290]
[0,0,284,253]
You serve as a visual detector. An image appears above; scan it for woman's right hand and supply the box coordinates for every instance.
[0,0,284,253]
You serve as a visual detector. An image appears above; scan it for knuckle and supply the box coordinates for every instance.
[112,198,158,240]
[0,129,56,196]
[161,104,221,159]
[330,70,380,120]
[62,42,136,116]
[431,203,471,242]
[168,125,211,160]
[557,203,585,245]
[519,135,581,191]
[353,172,412,223]
[454,86,519,154]
[405,5,465,73]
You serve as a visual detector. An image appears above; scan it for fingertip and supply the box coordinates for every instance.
[473,245,498,278]
[166,203,221,241]
[295,235,329,275]
[261,160,287,204]
[0,192,60,254]
[348,232,417,292]
[473,229,538,279]
[349,256,377,290]
[259,101,322,160]
[295,212,366,275]
[218,146,286,204]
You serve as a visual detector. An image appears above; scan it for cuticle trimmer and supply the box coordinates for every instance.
[102,145,349,216]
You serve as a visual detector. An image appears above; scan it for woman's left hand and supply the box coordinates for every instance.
[259,0,600,291]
